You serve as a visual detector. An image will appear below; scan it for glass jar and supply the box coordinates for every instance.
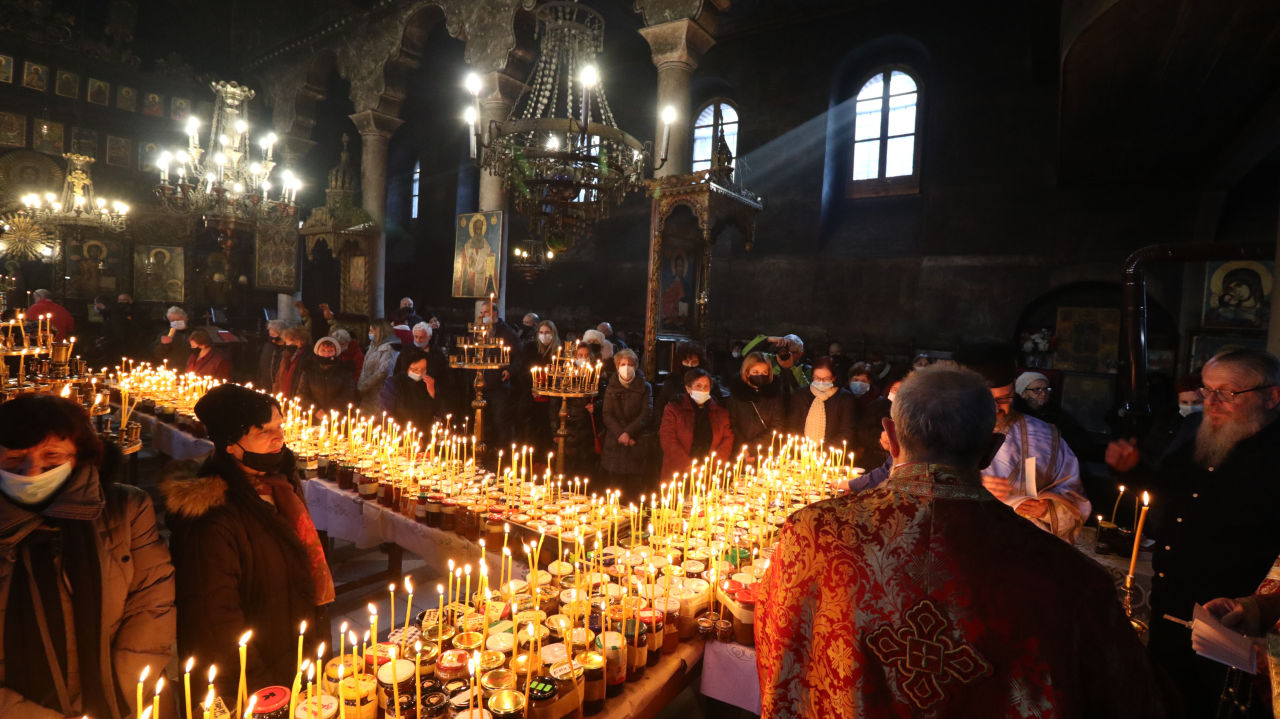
[440,499,458,531]
[376,659,417,710]
[575,651,606,715]
[337,675,378,719]
[415,493,429,524]
[336,463,355,490]
[733,588,756,646]
[419,691,448,719]
[436,649,471,682]
[638,609,664,666]
[426,493,444,527]
[357,472,379,501]
[249,686,290,719]
[594,631,626,697]
[480,668,516,698]
[293,692,339,719]
[486,689,526,719]
[654,598,681,652]
[526,675,559,714]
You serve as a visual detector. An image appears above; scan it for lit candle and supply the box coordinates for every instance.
[436,584,445,657]
[1127,492,1151,580]
[403,577,414,646]
[414,641,423,716]
[183,657,195,719]
[137,665,150,718]
[236,630,252,719]
[297,619,308,672]
[1110,485,1126,525]
[337,664,347,719]
[203,689,214,719]
[368,603,378,645]
[387,584,396,647]
[206,665,216,710]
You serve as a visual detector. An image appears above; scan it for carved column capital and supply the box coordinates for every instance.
[348,109,405,138]
[638,17,716,72]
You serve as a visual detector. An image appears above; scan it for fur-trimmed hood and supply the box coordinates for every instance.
[159,461,229,519]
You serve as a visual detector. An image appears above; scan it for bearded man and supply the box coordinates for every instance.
[1145,348,1280,716]
[956,343,1091,541]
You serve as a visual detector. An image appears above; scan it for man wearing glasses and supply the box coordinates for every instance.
[956,344,1091,542]
[1144,348,1280,716]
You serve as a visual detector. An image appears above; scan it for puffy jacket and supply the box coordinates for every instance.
[358,339,400,414]
[659,394,734,479]
[296,357,357,414]
[0,450,175,719]
[379,372,440,430]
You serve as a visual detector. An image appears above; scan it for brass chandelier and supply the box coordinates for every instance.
[466,0,672,252]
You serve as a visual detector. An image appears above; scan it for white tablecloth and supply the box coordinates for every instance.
[302,478,488,565]
[701,640,760,714]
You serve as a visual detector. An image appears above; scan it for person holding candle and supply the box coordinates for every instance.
[162,384,334,699]
[955,342,1090,542]
[154,306,192,369]
[601,349,654,497]
[186,329,233,381]
[756,367,1172,718]
[0,395,175,719]
[1142,349,1280,716]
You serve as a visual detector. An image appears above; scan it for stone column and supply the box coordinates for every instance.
[348,109,403,319]
[639,18,715,178]
[476,72,523,319]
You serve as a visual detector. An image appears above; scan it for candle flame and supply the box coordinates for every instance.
[208,665,217,682]
[185,656,195,673]
[340,620,349,633]
[140,665,150,682]
[405,576,413,594]
[204,689,215,709]
[367,603,377,616]
[317,641,326,659]
[348,631,357,644]
[239,630,252,646]
[299,619,307,635]
[1142,491,1150,506]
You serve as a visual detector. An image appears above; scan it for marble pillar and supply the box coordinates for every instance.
[349,109,403,319]
[476,72,522,319]
[639,18,716,178]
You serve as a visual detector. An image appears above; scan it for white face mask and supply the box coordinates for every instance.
[481,315,493,324]
[0,461,74,505]
[1179,403,1203,418]
[689,390,711,405]
[538,332,553,345]
[617,365,635,381]
[170,320,186,330]
[811,381,834,392]
[849,380,870,396]
[407,371,423,382]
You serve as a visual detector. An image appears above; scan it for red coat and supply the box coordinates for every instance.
[27,298,74,340]
[658,395,734,479]
[757,462,1174,719]
[339,344,364,382]
[186,348,232,380]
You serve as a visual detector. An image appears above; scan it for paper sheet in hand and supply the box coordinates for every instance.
[1191,603,1257,674]
[1023,457,1037,499]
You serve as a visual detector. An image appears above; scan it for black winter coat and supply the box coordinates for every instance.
[786,387,858,449]
[380,372,440,431]
[161,454,320,699]
[296,357,357,414]
[726,376,788,452]
[601,371,653,475]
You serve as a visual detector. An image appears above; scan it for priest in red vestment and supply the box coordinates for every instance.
[756,366,1175,718]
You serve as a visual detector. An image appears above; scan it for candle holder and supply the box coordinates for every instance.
[448,323,510,458]
[1121,575,1148,639]
[531,343,603,477]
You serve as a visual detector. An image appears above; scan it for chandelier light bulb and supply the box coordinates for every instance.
[44,192,55,203]
[249,162,261,175]
[545,135,561,151]
[282,169,295,183]
[214,153,227,165]
[41,246,52,257]
[234,120,248,134]
[218,134,230,147]
[546,250,554,259]
[661,105,677,126]
[266,132,277,145]
[51,202,62,212]
[74,196,85,207]
[232,182,244,193]
[95,197,106,208]
[465,73,483,96]
[176,150,190,164]
[580,64,599,88]
[463,106,478,126]
[258,137,271,150]
[186,117,200,135]
[261,180,271,192]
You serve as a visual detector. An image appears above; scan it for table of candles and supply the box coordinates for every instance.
[90,371,879,719]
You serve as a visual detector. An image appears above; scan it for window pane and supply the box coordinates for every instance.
[692,159,710,172]
[721,122,739,158]
[887,92,916,136]
[856,73,885,101]
[692,131,713,167]
[719,104,738,125]
[885,135,914,177]
[852,139,880,180]
[855,99,882,141]
[695,104,716,128]
[889,71,917,95]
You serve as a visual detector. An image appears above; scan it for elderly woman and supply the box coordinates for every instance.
[297,336,357,419]
[163,384,332,699]
[601,349,653,496]
[0,396,174,719]
[379,346,440,430]
[660,368,734,479]
[186,328,233,380]
[155,305,191,368]
[331,328,364,381]
[547,342,604,477]
[727,351,788,458]
[358,319,400,414]
[787,356,857,450]
[257,319,289,388]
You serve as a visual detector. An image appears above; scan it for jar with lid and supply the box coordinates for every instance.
[549,658,585,700]
[380,692,416,719]
[613,619,648,681]
[357,471,379,501]
[436,648,471,682]
[480,667,516,699]
[337,674,378,719]
[249,686,290,719]
[453,630,484,653]
[336,463,355,490]
[731,587,757,645]
[414,493,429,524]
[593,632,626,697]
[419,690,448,719]
[440,498,458,531]
[575,651,606,715]
[376,658,417,710]
[637,609,664,666]
[293,691,339,719]
[425,493,444,527]
[526,674,559,714]
[654,598,681,652]
[486,689,526,719]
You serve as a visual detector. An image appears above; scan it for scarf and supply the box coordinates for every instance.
[252,474,335,605]
[804,384,839,443]
[5,518,110,718]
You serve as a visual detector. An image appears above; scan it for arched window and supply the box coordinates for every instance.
[410,159,420,219]
[851,69,919,189]
[692,101,739,174]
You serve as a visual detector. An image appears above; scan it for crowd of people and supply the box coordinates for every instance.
[7,288,1280,717]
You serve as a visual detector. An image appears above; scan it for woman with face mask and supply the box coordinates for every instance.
[272,326,312,398]
[357,319,400,415]
[296,337,357,420]
[659,368,734,479]
[163,384,333,700]
[601,349,654,497]
[547,344,605,477]
[186,329,233,380]
[378,347,439,430]
[655,341,717,431]
[727,352,788,458]
[787,357,857,450]
[0,396,175,719]
[518,320,561,451]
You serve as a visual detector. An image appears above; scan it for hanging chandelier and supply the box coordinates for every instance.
[16,154,129,233]
[511,237,556,281]
[154,80,302,229]
[467,0,672,250]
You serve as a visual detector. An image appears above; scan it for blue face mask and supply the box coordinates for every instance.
[849,380,870,396]
[368,332,376,342]
[811,381,834,392]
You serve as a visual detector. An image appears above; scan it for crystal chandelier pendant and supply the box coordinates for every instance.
[154,80,303,230]
[478,0,649,250]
